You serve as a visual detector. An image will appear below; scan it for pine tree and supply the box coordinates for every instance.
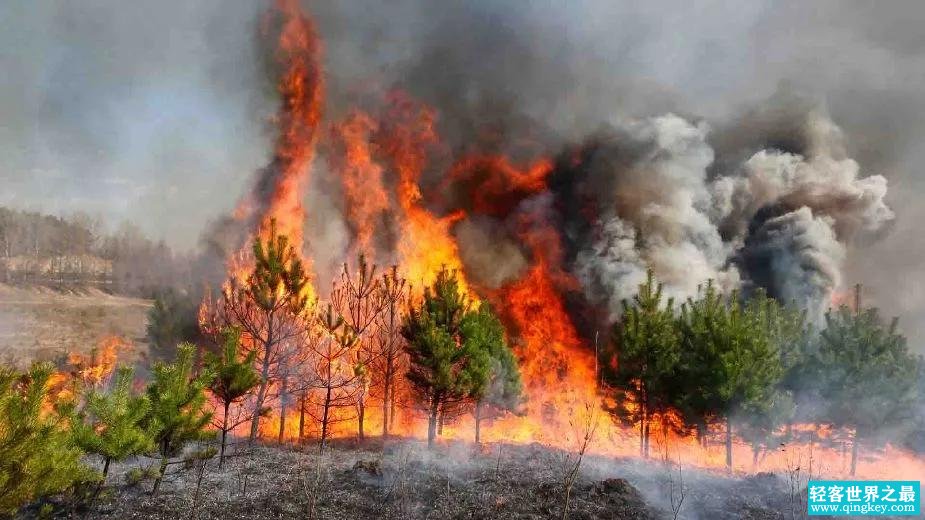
[144,344,214,495]
[602,269,679,458]
[70,366,154,482]
[816,302,919,475]
[738,291,807,465]
[208,220,313,443]
[461,302,522,444]
[205,328,260,468]
[0,363,98,515]
[676,283,782,469]
[146,289,202,360]
[402,268,488,447]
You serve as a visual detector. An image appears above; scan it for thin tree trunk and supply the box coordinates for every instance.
[390,386,397,433]
[92,457,112,502]
[152,442,169,495]
[250,322,274,443]
[382,362,392,438]
[850,428,860,476]
[427,396,440,448]
[320,384,332,451]
[357,389,365,441]
[725,417,733,470]
[298,392,306,441]
[220,401,230,468]
[639,413,645,457]
[474,400,482,444]
[639,401,648,458]
[278,377,288,443]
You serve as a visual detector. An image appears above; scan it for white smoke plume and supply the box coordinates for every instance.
[571,114,736,318]
[569,110,892,322]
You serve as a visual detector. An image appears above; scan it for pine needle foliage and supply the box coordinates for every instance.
[0,363,98,515]
[144,343,213,494]
[206,328,260,467]
[70,366,154,479]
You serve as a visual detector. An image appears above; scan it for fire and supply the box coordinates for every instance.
[64,335,124,388]
[219,0,324,303]
[449,155,553,217]
[376,92,470,294]
[198,0,925,483]
[47,335,130,405]
[259,0,324,252]
[331,111,389,257]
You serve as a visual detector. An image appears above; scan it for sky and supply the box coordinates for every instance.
[3,0,925,344]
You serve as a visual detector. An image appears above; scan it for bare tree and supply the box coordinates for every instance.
[373,266,409,438]
[657,424,686,520]
[330,254,388,441]
[307,304,361,450]
[561,403,598,520]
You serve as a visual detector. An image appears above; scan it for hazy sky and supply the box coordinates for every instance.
[3,0,925,343]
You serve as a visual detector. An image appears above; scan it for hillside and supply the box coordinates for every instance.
[0,283,151,367]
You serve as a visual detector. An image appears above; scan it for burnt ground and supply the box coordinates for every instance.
[20,437,839,520]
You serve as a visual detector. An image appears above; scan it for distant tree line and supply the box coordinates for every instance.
[601,270,925,474]
[0,207,192,297]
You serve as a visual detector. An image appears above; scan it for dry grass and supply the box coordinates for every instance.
[0,283,151,367]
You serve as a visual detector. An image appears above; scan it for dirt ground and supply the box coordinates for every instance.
[0,284,151,367]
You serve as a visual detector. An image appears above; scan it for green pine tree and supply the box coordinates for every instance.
[146,289,202,361]
[0,363,98,515]
[737,290,807,465]
[460,302,523,444]
[676,283,782,469]
[817,302,919,475]
[602,269,680,458]
[402,268,484,447]
[144,344,214,495]
[69,366,154,481]
[218,219,313,443]
[205,328,260,468]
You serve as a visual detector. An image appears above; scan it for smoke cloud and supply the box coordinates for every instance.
[3,0,924,346]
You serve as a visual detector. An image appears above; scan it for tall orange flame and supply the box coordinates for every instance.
[377,92,470,294]
[331,111,389,257]
[260,0,324,254]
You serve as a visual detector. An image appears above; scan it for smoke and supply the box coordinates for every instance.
[739,207,845,322]
[4,0,925,344]
[455,216,528,289]
[540,105,891,325]
[565,115,737,318]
